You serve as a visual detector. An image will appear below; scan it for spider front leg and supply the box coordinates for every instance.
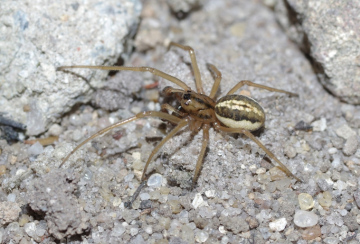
[59,111,182,168]
[58,65,191,91]
[161,104,186,117]
[168,42,204,94]
[214,123,302,182]
[227,80,298,97]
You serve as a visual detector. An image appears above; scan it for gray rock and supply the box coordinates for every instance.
[0,0,142,135]
[26,169,90,240]
[343,135,359,156]
[275,0,360,104]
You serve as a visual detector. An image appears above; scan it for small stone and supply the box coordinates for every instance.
[7,193,16,202]
[246,216,259,229]
[256,168,266,174]
[269,218,287,231]
[159,186,170,195]
[124,173,134,182]
[147,173,163,188]
[111,224,125,237]
[219,226,227,234]
[269,166,287,181]
[354,191,360,208]
[0,201,21,225]
[195,230,209,243]
[318,191,332,208]
[149,190,161,200]
[192,193,207,209]
[0,165,6,176]
[139,193,150,201]
[159,217,171,230]
[311,118,327,131]
[180,224,194,243]
[112,197,122,207]
[130,227,138,236]
[168,200,182,214]
[323,237,339,244]
[72,129,83,142]
[24,222,37,238]
[48,123,63,136]
[333,180,347,191]
[328,147,338,154]
[69,114,81,126]
[298,193,314,210]
[302,225,321,240]
[294,210,319,227]
[205,190,216,198]
[336,124,356,140]
[343,135,358,156]
[19,214,30,227]
[144,226,152,234]
[27,141,44,156]
[284,145,297,158]
[36,226,46,237]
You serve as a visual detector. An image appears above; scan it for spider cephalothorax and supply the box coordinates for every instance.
[58,42,301,184]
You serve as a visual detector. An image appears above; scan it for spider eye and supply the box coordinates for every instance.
[183,93,191,100]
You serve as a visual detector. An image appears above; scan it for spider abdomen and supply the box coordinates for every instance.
[215,95,265,131]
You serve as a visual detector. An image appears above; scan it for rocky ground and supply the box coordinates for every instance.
[0,0,360,243]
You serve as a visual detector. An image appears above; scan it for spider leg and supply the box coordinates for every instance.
[168,42,204,94]
[58,65,191,91]
[227,80,298,97]
[214,123,302,182]
[161,104,186,117]
[141,118,188,181]
[207,63,222,99]
[192,124,210,186]
[59,111,182,168]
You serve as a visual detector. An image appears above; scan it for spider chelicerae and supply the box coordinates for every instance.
[58,42,301,185]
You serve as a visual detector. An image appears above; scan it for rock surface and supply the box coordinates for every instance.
[0,0,141,135]
[274,0,360,104]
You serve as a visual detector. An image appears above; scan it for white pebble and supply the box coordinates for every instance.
[36,227,46,237]
[24,222,37,238]
[195,230,209,243]
[269,218,287,231]
[145,226,153,234]
[7,194,16,202]
[111,225,125,237]
[72,129,83,141]
[219,226,227,234]
[192,193,208,209]
[328,147,338,154]
[205,190,216,198]
[333,180,347,191]
[147,173,163,188]
[311,118,327,131]
[48,124,63,136]
[27,142,44,156]
[294,210,319,227]
[69,114,82,126]
[130,227,139,236]
[140,193,150,200]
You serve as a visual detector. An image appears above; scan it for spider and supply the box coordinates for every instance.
[58,42,301,185]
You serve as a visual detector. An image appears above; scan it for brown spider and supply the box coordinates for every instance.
[58,42,301,184]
